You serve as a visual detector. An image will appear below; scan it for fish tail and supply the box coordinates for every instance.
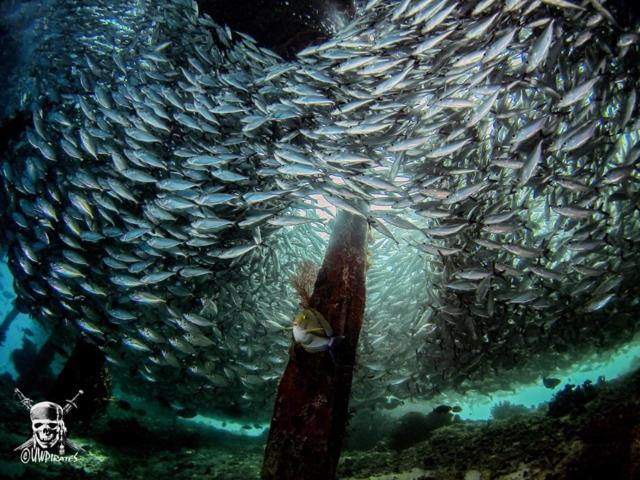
[328,335,345,366]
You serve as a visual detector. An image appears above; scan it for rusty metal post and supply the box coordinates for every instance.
[262,210,368,480]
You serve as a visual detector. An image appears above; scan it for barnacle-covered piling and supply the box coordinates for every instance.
[262,210,368,480]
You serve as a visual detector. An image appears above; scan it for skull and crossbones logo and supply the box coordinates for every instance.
[30,401,66,451]
[14,388,85,456]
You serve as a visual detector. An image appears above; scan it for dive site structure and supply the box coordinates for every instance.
[0,0,639,479]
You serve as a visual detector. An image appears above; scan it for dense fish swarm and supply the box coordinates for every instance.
[1,0,639,419]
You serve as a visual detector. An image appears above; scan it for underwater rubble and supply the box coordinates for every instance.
[0,366,637,479]
[1,0,639,422]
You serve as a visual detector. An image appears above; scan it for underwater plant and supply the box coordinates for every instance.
[290,260,319,308]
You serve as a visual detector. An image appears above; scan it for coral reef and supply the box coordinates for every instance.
[490,401,534,421]
[547,379,602,418]
[388,411,455,451]
[339,369,640,480]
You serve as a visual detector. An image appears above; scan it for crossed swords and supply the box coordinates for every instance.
[14,388,84,414]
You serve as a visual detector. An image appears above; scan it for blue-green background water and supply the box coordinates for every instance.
[2,247,639,426]
[0,2,640,478]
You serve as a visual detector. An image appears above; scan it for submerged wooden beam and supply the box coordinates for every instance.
[0,306,19,345]
[262,210,368,480]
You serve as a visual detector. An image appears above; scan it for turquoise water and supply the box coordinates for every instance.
[385,336,640,421]
[459,339,640,420]
[0,261,48,379]
[181,415,268,438]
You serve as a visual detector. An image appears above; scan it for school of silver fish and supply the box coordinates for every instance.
[1,0,639,420]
